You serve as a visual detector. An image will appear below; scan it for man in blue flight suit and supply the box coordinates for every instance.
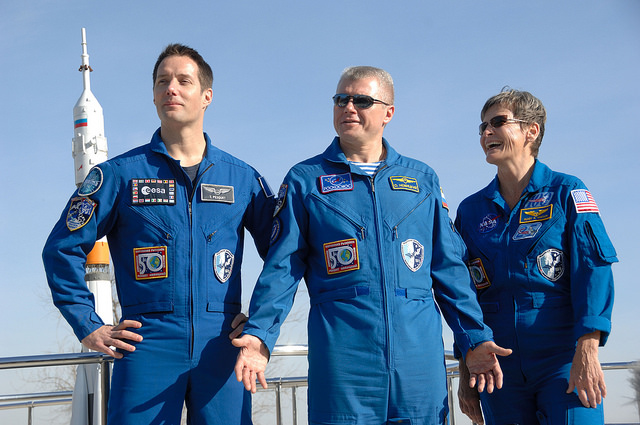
[233,66,512,424]
[42,44,274,424]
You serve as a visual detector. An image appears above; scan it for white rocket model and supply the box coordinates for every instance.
[70,28,113,425]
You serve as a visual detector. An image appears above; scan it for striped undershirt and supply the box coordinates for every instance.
[351,161,384,176]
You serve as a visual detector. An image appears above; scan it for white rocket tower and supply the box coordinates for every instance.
[70,29,112,425]
[71,28,113,324]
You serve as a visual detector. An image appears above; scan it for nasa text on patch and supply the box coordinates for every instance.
[319,173,353,194]
[324,238,359,274]
[132,179,176,205]
[66,197,97,231]
[519,205,553,224]
[78,167,103,196]
[134,246,168,280]
[479,213,500,234]
[389,176,419,193]
[201,184,235,203]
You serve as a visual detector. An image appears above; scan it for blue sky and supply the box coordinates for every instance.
[1,1,638,423]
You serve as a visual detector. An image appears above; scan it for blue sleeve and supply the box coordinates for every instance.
[430,178,493,358]
[244,171,276,260]
[567,186,617,345]
[41,164,118,341]
[243,169,309,353]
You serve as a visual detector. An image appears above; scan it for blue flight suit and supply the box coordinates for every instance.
[42,129,274,424]
[243,137,494,424]
[454,160,617,425]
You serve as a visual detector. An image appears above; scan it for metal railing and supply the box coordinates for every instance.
[1,348,638,425]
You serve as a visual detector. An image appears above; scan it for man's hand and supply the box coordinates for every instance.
[458,358,484,424]
[465,341,512,393]
[81,320,143,359]
[232,334,269,393]
[229,313,248,340]
[567,331,606,408]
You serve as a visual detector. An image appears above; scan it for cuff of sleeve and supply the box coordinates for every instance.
[243,326,277,355]
[575,316,611,346]
[74,311,105,342]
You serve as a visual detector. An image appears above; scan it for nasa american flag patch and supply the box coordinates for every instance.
[571,189,599,214]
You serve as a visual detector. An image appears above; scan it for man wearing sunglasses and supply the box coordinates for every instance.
[234,66,511,424]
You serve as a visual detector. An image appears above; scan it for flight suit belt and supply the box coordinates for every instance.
[480,292,570,313]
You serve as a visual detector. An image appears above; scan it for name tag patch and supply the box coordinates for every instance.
[78,167,103,196]
[537,248,565,282]
[324,238,359,274]
[468,258,491,289]
[389,176,419,193]
[214,249,234,283]
[132,179,176,205]
[401,239,424,272]
[134,246,168,280]
[319,173,353,194]
[519,205,552,224]
[513,222,542,241]
[66,197,97,231]
[201,184,234,203]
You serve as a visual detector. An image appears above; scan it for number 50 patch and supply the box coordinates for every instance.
[324,238,359,275]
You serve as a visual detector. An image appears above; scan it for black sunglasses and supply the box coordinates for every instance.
[479,115,527,135]
[333,94,390,109]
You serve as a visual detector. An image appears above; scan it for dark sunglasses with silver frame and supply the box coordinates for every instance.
[333,94,390,109]
[479,115,527,135]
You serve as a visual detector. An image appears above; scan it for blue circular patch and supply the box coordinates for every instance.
[78,167,103,196]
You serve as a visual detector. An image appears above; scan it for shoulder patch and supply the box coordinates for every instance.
[66,197,97,231]
[319,173,353,194]
[258,176,275,198]
[389,176,419,193]
[571,189,600,214]
[273,184,288,217]
[78,167,103,196]
[440,187,449,210]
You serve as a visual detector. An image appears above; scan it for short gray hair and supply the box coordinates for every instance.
[338,66,394,104]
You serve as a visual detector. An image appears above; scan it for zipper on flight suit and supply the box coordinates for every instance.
[368,165,394,370]
[391,192,432,240]
[186,163,214,357]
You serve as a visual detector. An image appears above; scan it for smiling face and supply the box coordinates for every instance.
[152,55,212,128]
[333,77,394,146]
[480,104,538,167]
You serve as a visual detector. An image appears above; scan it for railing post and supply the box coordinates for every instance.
[99,357,110,425]
[27,402,33,425]
[275,381,282,425]
[291,386,297,425]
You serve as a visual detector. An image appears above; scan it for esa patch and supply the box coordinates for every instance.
[479,213,500,234]
[273,184,288,217]
[319,173,353,194]
[270,217,281,244]
[512,222,543,241]
[214,249,234,283]
[66,197,97,231]
[324,238,359,274]
[389,176,419,193]
[134,246,168,280]
[468,258,491,289]
[78,167,103,196]
[520,205,552,224]
[201,184,234,203]
[401,239,424,272]
[537,248,565,281]
[571,189,600,214]
[524,192,554,209]
[132,179,176,205]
